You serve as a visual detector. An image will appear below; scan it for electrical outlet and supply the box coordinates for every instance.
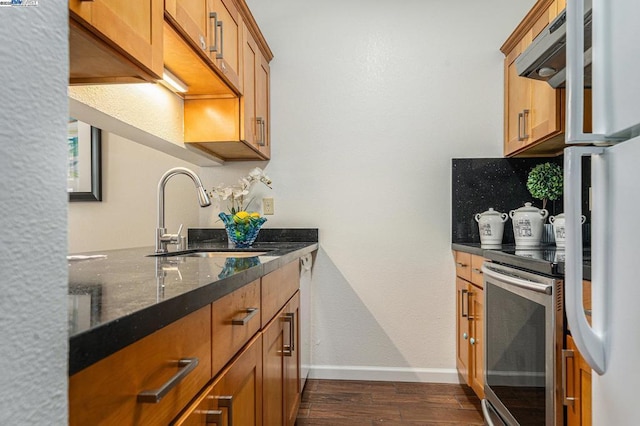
[263,197,274,215]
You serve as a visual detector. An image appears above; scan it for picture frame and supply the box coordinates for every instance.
[68,118,102,202]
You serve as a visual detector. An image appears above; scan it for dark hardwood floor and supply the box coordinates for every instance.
[295,379,484,425]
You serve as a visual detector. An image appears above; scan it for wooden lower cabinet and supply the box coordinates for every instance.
[454,251,485,399]
[263,291,301,426]
[69,306,212,426]
[172,333,263,425]
[565,335,592,426]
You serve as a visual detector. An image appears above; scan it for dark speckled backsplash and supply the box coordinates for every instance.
[451,157,591,244]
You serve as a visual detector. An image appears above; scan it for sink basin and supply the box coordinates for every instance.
[181,251,268,258]
[149,249,270,258]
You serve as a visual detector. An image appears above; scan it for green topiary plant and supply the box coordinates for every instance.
[527,162,563,210]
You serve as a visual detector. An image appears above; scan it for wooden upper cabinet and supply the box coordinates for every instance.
[501,0,590,157]
[209,0,243,92]
[165,0,210,53]
[181,0,273,161]
[242,23,271,158]
[69,0,163,83]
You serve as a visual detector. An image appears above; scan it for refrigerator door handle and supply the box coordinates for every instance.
[565,0,619,144]
[564,146,606,374]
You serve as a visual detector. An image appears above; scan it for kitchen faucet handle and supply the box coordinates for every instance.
[175,224,187,251]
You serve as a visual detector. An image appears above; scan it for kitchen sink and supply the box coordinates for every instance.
[149,249,271,258]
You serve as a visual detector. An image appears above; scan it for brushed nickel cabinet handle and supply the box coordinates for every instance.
[470,337,476,346]
[205,410,223,425]
[283,312,295,356]
[209,12,220,56]
[463,332,468,340]
[467,290,474,320]
[518,111,524,141]
[231,307,258,325]
[137,357,198,403]
[204,395,233,425]
[562,349,576,406]
[461,289,468,318]
[455,262,467,267]
[522,109,530,139]
[208,16,224,60]
[472,267,483,275]
[256,117,265,146]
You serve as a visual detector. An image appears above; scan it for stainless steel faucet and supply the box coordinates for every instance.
[156,167,211,253]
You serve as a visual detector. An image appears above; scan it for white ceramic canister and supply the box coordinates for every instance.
[509,202,549,247]
[549,213,586,248]
[474,208,508,246]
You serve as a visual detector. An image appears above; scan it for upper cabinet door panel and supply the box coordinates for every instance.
[209,0,243,92]
[69,0,163,80]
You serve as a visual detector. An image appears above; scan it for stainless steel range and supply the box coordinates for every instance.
[481,262,564,425]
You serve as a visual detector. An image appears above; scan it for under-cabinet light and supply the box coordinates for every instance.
[162,68,188,93]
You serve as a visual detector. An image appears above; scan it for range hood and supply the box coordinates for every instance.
[515,0,592,88]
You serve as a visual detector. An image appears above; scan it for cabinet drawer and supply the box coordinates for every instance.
[454,251,472,281]
[212,279,261,375]
[471,255,487,288]
[172,333,263,426]
[261,260,299,327]
[69,305,212,426]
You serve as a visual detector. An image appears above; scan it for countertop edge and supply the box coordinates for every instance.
[69,242,319,376]
[451,242,592,281]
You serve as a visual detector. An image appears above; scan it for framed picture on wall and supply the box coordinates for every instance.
[68,118,102,202]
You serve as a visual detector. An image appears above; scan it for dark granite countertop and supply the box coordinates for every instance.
[68,229,318,376]
[452,242,591,280]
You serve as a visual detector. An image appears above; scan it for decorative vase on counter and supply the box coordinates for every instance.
[549,213,586,248]
[509,202,548,247]
[219,212,267,248]
[474,208,508,246]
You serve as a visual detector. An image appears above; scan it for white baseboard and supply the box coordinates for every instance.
[308,364,462,384]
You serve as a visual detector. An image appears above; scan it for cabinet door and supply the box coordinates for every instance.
[165,0,210,53]
[469,284,484,399]
[242,23,271,159]
[284,293,301,426]
[566,335,592,426]
[456,278,470,384]
[262,307,285,426]
[256,52,271,159]
[209,0,243,92]
[69,0,163,79]
[172,334,263,426]
[504,40,532,155]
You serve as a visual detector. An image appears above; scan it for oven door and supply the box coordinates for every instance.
[481,263,562,426]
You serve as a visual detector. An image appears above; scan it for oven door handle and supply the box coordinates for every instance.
[482,264,552,294]
[481,399,506,426]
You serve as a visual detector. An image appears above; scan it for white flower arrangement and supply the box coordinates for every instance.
[209,167,272,216]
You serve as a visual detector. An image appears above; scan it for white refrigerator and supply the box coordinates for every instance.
[564,0,640,424]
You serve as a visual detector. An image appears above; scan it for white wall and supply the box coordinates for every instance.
[238,0,536,381]
[0,2,68,423]
[68,132,205,253]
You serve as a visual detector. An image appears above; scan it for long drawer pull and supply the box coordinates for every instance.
[205,410,223,425]
[231,307,258,325]
[455,262,467,267]
[204,394,233,425]
[461,289,468,318]
[562,349,576,406]
[137,357,198,403]
[283,312,295,356]
[472,267,483,274]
